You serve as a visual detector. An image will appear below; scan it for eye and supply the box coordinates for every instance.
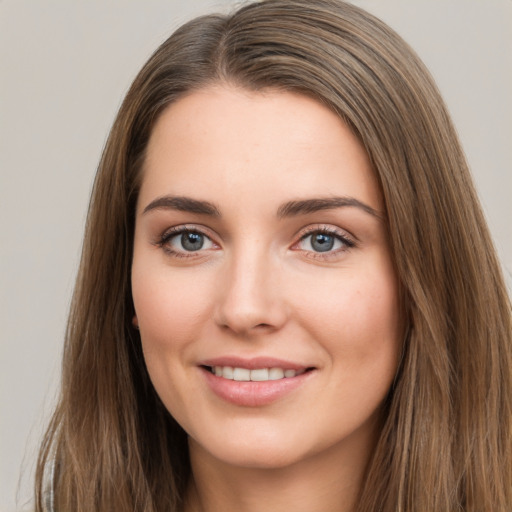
[295,228,355,255]
[160,228,216,255]
[302,232,338,252]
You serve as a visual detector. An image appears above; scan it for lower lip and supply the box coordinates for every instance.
[201,367,314,407]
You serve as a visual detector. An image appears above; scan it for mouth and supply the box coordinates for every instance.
[199,361,317,407]
[202,365,314,382]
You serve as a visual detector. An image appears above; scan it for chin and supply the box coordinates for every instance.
[226,447,303,470]
[190,426,312,470]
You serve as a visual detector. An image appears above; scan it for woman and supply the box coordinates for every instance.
[35,0,512,510]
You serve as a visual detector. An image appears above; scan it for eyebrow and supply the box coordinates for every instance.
[142,194,382,219]
[277,197,382,219]
[142,195,221,216]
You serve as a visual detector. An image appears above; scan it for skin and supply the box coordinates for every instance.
[131,85,402,512]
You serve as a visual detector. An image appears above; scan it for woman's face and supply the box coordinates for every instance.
[132,85,401,470]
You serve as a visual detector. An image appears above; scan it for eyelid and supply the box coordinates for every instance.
[290,224,357,256]
[159,223,216,240]
[154,223,356,260]
[155,224,221,256]
[295,224,356,242]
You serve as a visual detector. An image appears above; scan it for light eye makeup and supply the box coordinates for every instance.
[154,223,356,261]
[155,225,218,258]
[291,225,356,260]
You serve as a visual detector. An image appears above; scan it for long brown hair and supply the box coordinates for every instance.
[35,1,512,510]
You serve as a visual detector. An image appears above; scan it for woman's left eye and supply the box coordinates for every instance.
[296,230,354,254]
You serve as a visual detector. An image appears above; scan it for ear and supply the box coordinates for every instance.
[132,315,139,329]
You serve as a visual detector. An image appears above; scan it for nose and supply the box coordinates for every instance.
[214,246,287,337]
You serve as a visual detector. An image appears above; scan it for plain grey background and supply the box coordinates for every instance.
[1,1,511,511]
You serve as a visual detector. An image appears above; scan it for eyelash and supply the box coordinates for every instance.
[155,225,356,260]
[293,225,356,260]
[156,226,217,259]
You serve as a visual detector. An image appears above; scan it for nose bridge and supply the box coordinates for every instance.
[215,240,285,335]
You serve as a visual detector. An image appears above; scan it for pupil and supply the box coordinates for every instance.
[311,233,334,252]
[181,232,204,251]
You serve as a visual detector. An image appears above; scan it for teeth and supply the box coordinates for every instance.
[211,366,306,381]
[269,367,284,380]
[250,368,269,381]
[223,366,234,379]
[233,367,250,381]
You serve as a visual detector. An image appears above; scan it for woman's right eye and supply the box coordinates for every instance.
[160,229,216,256]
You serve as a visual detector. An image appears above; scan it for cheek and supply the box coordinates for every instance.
[132,264,216,344]
[131,264,215,421]
[291,263,401,367]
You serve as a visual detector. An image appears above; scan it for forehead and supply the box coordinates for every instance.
[139,85,382,215]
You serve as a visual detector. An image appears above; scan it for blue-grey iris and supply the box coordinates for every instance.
[311,233,334,252]
[182,232,204,251]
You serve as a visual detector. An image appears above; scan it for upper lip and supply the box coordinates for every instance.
[199,356,312,371]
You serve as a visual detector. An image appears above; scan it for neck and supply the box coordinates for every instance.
[184,431,375,512]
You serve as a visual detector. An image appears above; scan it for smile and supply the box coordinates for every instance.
[208,366,307,381]
[200,362,316,407]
